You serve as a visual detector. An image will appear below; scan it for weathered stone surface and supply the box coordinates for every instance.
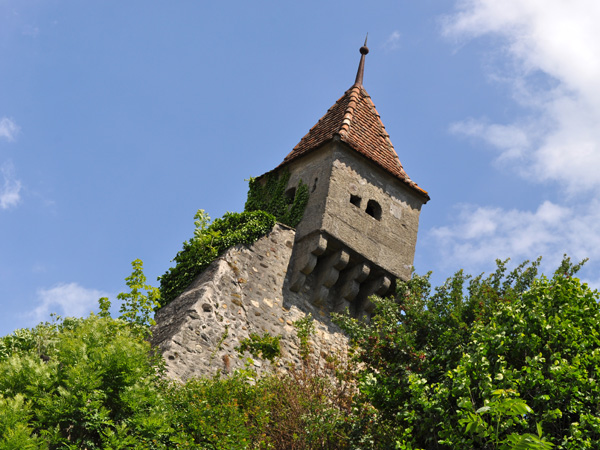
[282,141,424,283]
[151,224,350,382]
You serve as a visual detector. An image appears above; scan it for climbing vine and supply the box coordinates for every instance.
[245,170,309,228]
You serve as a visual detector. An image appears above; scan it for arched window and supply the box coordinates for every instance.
[365,199,382,220]
[285,187,296,203]
[350,194,362,207]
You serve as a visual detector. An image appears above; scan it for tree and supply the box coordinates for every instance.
[117,258,161,330]
[336,257,598,449]
[0,315,172,449]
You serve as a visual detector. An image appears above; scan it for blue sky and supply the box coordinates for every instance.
[2,0,599,336]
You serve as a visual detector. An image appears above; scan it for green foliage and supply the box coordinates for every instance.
[98,296,112,319]
[5,254,598,449]
[0,301,355,449]
[461,389,554,449]
[293,313,315,362]
[159,210,276,307]
[117,259,161,330]
[256,366,356,449]
[236,332,282,363]
[335,257,599,449]
[0,315,173,449]
[0,394,45,449]
[164,370,270,449]
[244,170,309,228]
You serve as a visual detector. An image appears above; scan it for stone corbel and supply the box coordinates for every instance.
[289,233,328,292]
[334,262,371,313]
[311,248,350,306]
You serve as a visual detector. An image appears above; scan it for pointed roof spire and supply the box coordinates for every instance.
[354,34,369,86]
[269,40,429,201]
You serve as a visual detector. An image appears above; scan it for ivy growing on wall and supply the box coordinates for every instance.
[158,210,276,308]
[245,170,309,228]
[158,170,310,309]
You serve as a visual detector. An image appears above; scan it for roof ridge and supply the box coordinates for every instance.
[338,84,361,139]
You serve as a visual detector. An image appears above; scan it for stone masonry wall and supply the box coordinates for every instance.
[151,224,350,382]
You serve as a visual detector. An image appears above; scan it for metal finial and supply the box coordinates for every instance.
[360,33,369,55]
[355,33,369,86]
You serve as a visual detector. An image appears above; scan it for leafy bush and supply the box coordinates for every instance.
[158,210,276,307]
[164,371,271,449]
[117,259,161,329]
[335,257,598,449]
[5,255,596,449]
[0,394,45,449]
[0,315,172,449]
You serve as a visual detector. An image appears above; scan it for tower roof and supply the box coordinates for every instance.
[275,42,429,201]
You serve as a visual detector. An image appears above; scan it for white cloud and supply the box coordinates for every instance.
[0,117,19,142]
[383,31,401,51]
[1,161,22,209]
[449,118,533,162]
[428,1,600,283]
[429,200,600,274]
[32,282,110,323]
[443,0,600,194]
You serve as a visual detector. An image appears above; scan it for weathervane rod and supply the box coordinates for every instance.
[354,33,369,86]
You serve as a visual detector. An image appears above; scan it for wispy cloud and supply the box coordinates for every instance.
[429,200,600,272]
[432,0,600,278]
[32,282,110,323]
[0,117,19,142]
[1,161,22,209]
[383,31,401,51]
[443,0,600,194]
[449,118,533,162]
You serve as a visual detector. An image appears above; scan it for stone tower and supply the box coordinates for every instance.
[260,40,429,318]
[151,41,429,380]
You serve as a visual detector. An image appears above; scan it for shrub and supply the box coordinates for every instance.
[335,257,597,449]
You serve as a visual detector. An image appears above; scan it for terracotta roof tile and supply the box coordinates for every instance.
[276,83,429,200]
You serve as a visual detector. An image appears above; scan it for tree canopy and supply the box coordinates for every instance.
[335,257,599,449]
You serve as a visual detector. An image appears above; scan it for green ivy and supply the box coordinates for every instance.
[244,170,309,228]
[158,210,276,308]
[158,171,309,310]
[236,332,282,363]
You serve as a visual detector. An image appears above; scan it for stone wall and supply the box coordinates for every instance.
[151,224,350,382]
